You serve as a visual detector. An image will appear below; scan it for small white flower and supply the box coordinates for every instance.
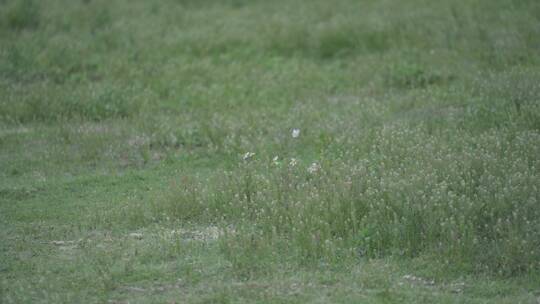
[289,158,298,167]
[242,152,255,161]
[291,128,300,138]
[272,156,280,165]
[307,162,321,174]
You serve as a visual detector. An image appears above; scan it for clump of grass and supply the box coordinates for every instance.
[3,0,40,30]
[460,69,540,131]
[384,62,450,89]
[160,124,540,276]
[259,14,391,59]
[0,82,145,123]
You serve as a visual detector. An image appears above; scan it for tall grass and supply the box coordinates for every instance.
[159,121,540,276]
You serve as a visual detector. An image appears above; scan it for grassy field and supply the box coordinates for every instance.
[1,0,540,302]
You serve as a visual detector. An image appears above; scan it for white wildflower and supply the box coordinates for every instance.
[307,162,321,174]
[289,158,298,167]
[291,128,300,138]
[272,156,280,165]
[242,152,255,161]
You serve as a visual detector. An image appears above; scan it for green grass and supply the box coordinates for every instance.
[1,0,540,302]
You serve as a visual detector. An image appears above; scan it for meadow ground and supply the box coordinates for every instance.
[1,0,540,303]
